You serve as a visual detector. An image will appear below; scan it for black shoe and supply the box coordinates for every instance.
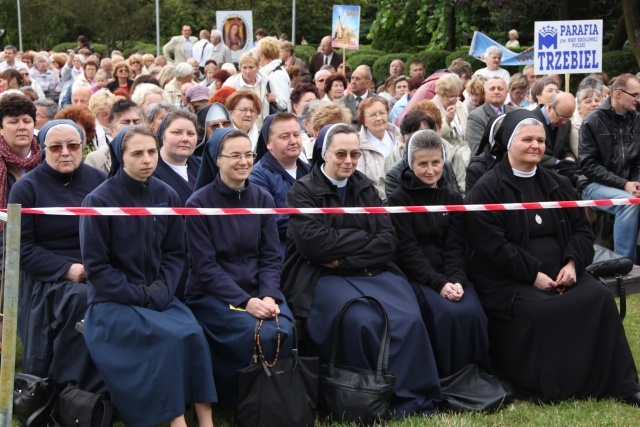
[622,391,640,407]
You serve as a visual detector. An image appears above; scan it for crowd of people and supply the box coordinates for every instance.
[1,27,640,425]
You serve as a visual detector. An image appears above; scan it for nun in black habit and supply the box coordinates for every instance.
[80,125,217,427]
[465,109,640,404]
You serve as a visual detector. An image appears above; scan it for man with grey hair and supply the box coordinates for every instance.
[0,45,28,72]
[100,58,113,79]
[466,77,515,153]
[70,81,93,108]
[34,99,59,130]
[473,46,510,84]
[192,29,213,72]
[389,59,405,79]
[164,62,195,106]
[339,65,380,125]
[131,83,167,114]
[209,30,232,66]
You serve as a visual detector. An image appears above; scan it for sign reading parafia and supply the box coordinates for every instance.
[534,20,602,74]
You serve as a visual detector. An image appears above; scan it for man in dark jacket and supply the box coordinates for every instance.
[579,74,640,260]
[531,92,576,167]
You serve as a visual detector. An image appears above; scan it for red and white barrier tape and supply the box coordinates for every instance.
[6,197,640,216]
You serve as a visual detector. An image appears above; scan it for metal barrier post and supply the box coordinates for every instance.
[0,204,22,425]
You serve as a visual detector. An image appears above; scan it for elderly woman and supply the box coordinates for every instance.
[473,46,510,84]
[465,109,640,404]
[570,86,602,158]
[107,62,134,96]
[163,63,194,107]
[185,128,293,409]
[80,126,217,427]
[256,37,291,114]
[88,89,117,151]
[505,29,520,48]
[250,113,311,256]
[283,123,441,416]
[464,75,487,114]
[223,52,268,127]
[145,101,177,134]
[291,83,320,118]
[322,73,348,102]
[30,54,61,101]
[9,120,106,393]
[387,130,489,377]
[433,74,468,146]
[528,77,559,110]
[54,105,96,158]
[127,54,144,78]
[225,90,262,149]
[357,97,403,184]
[506,73,530,109]
[153,109,201,206]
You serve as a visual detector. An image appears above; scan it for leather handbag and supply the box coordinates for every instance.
[440,364,512,413]
[52,385,113,427]
[236,314,320,427]
[13,373,57,427]
[318,296,396,426]
[586,244,633,277]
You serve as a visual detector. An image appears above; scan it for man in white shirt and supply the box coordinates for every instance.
[162,25,198,64]
[0,45,29,72]
[209,30,232,67]
[192,30,213,73]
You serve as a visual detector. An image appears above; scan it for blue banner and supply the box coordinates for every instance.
[469,31,534,66]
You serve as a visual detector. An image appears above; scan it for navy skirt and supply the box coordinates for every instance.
[19,274,104,393]
[306,272,442,417]
[84,299,217,427]
[187,295,294,409]
[411,281,490,377]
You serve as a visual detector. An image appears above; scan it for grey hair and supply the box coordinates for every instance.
[484,46,503,58]
[577,77,604,94]
[175,62,194,79]
[211,30,223,41]
[145,102,178,124]
[131,83,166,106]
[355,65,373,81]
[408,130,444,170]
[508,118,545,149]
[33,53,48,65]
[325,123,358,152]
[576,88,602,105]
[301,99,322,122]
[34,99,59,119]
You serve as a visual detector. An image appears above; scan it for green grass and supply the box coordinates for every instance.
[12,294,640,426]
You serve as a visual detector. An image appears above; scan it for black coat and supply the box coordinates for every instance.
[465,155,594,320]
[388,168,467,292]
[532,105,573,167]
[282,165,404,318]
[578,96,640,191]
[465,147,498,195]
[153,155,201,206]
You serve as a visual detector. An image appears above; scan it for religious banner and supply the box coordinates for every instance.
[331,5,360,50]
[216,11,253,62]
[534,20,603,74]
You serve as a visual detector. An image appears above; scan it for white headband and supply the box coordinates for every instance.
[321,123,343,158]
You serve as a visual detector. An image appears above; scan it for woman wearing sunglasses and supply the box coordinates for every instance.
[282,123,442,417]
[184,128,294,409]
[9,120,106,396]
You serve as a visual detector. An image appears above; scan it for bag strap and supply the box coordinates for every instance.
[616,274,626,320]
[329,296,391,375]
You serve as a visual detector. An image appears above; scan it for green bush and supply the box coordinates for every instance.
[445,50,484,72]
[51,42,107,57]
[347,54,381,71]
[602,50,639,77]
[413,50,450,74]
[293,44,317,65]
[372,53,414,82]
[346,47,384,59]
[123,43,157,57]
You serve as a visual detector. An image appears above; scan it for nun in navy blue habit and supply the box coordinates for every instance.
[282,123,442,416]
[10,120,106,392]
[387,129,490,378]
[153,109,202,206]
[79,125,216,427]
[249,113,311,256]
[184,127,294,409]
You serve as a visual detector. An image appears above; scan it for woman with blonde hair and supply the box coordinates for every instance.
[223,52,268,127]
[88,89,117,151]
[127,54,144,78]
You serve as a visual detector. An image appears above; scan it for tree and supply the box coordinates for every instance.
[623,0,640,68]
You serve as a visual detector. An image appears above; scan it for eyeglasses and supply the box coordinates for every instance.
[208,120,232,129]
[552,105,571,121]
[365,111,387,120]
[234,108,258,116]
[219,151,257,160]
[130,61,140,65]
[619,89,640,99]
[445,95,458,101]
[117,69,129,73]
[46,143,82,153]
[317,78,326,83]
[328,150,362,160]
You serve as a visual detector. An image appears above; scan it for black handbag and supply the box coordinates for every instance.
[52,384,113,427]
[440,364,512,413]
[586,244,632,320]
[13,373,57,427]
[318,296,396,426]
[236,314,320,427]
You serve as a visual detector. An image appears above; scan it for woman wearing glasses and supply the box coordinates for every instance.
[356,97,403,185]
[127,54,144,78]
[466,110,640,404]
[185,128,294,409]
[225,90,262,150]
[282,123,442,417]
[107,62,134,97]
[9,120,106,396]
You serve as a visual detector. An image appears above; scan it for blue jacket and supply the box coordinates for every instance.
[184,175,282,306]
[9,161,106,282]
[249,151,310,242]
[80,169,186,308]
